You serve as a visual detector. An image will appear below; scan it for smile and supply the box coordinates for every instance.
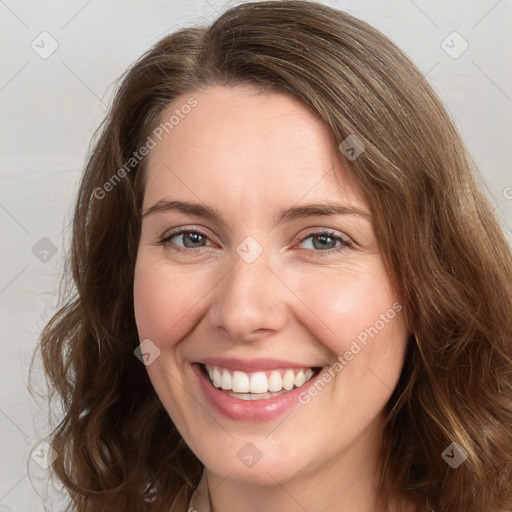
[204,364,317,399]
[193,359,324,421]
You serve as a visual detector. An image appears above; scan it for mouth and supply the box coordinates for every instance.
[202,363,321,401]
[192,358,325,421]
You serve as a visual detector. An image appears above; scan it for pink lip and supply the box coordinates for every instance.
[192,363,321,422]
[200,357,315,372]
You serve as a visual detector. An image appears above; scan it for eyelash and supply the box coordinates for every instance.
[156,227,353,256]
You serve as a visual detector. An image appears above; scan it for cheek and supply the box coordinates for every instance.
[133,256,190,340]
[133,257,204,341]
[296,265,402,355]
[133,257,202,410]
[133,261,166,340]
[296,270,407,422]
[291,264,408,402]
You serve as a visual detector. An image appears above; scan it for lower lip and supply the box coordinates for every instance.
[192,363,321,422]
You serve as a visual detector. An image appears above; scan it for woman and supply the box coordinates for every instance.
[37,1,512,511]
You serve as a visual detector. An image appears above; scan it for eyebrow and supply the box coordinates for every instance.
[142,199,371,224]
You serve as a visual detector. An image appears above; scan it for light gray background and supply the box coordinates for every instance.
[1,0,511,510]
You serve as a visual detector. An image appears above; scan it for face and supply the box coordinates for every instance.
[133,85,409,487]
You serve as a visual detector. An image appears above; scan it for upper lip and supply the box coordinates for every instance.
[199,357,321,372]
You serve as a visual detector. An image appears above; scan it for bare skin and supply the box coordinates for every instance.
[134,85,417,512]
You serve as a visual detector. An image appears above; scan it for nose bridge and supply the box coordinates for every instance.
[208,239,288,341]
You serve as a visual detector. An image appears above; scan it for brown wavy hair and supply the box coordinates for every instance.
[34,1,512,511]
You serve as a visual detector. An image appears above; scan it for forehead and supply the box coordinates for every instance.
[143,85,367,212]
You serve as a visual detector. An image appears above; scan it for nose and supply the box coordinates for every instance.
[207,246,289,343]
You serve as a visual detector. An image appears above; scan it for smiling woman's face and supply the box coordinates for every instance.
[134,85,409,489]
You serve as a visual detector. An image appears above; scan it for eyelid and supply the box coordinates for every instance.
[294,228,354,255]
[159,226,216,246]
[296,227,353,245]
[158,225,354,254]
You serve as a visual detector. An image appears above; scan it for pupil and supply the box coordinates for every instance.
[187,233,203,246]
[315,235,334,250]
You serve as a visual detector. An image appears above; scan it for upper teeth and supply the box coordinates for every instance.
[205,364,315,393]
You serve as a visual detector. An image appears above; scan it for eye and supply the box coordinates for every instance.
[158,228,213,251]
[298,230,352,253]
[157,227,353,255]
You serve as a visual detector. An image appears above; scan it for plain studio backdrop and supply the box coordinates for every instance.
[0,0,511,510]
